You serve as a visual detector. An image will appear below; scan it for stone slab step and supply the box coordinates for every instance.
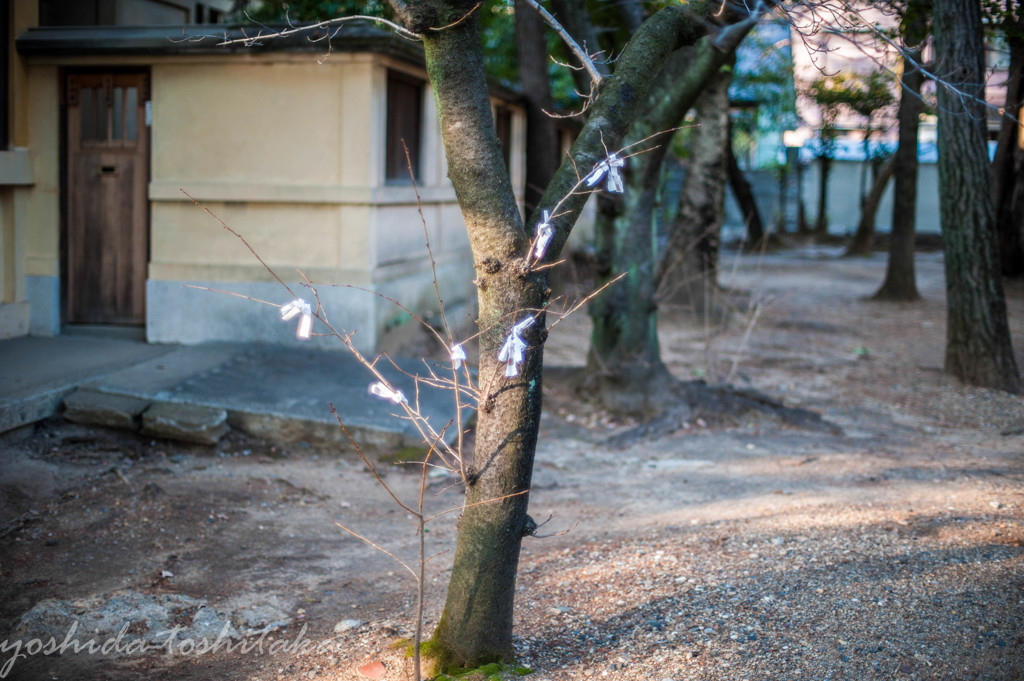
[63,389,150,431]
[141,402,230,446]
[61,389,230,446]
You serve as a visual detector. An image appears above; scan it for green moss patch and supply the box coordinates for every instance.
[434,662,532,680]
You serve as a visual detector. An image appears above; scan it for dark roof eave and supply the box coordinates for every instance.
[15,22,426,65]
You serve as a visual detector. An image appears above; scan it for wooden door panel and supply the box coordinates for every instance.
[66,72,149,325]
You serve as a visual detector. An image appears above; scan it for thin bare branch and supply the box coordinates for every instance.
[546,272,627,332]
[519,0,605,90]
[430,2,482,31]
[423,548,452,564]
[182,285,279,309]
[423,489,530,524]
[401,140,471,483]
[330,404,420,517]
[180,190,299,299]
[528,514,579,539]
[214,14,422,46]
[333,521,418,581]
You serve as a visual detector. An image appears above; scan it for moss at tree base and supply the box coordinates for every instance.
[410,637,530,680]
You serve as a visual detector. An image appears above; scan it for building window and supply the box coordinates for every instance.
[385,70,423,183]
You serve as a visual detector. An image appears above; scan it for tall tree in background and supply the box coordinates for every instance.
[725,118,767,246]
[844,156,895,256]
[843,71,897,256]
[657,64,733,316]
[584,15,762,415]
[805,74,848,235]
[932,0,1021,392]
[992,0,1024,277]
[874,1,929,300]
[514,0,559,217]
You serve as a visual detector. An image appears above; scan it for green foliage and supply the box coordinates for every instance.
[479,1,580,107]
[900,0,933,45]
[480,1,517,87]
[728,19,798,167]
[805,74,852,156]
[235,0,579,107]
[845,71,897,119]
[804,71,896,157]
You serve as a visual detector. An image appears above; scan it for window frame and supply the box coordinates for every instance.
[384,69,424,184]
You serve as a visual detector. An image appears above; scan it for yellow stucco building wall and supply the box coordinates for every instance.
[5,14,525,351]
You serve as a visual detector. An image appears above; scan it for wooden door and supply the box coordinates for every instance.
[66,72,149,325]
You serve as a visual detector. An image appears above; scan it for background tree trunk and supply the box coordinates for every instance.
[933,0,1021,393]
[584,14,760,415]
[814,154,831,235]
[796,158,811,233]
[549,0,611,95]
[992,0,1024,277]
[725,119,766,246]
[844,158,894,256]
[514,0,560,219]
[874,46,924,300]
[657,66,732,318]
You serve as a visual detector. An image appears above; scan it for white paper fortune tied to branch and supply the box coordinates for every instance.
[585,153,625,193]
[369,381,407,404]
[280,298,313,340]
[533,210,554,259]
[497,316,535,377]
[450,343,467,370]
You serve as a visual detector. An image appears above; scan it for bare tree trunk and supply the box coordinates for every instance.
[814,154,831,235]
[586,45,719,413]
[874,46,924,300]
[992,0,1024,277]
[415,4,713,668]
[587,176,671,415]
[796,158,811,233]
[417,8,541,667]
[933,0,1021,393]
[514,0,559,219]
[585,15,760,415]
[725,119,765,246]
[657,65,732,317]
[617,0,646,33]
[844,158,894,256]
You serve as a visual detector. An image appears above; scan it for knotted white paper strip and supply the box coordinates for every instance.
[450,343,467,369]
[280,298,313,340]
[585,153,625,193]
[497,316,536,377]
[533,210,554,260]
[369,381,407,404]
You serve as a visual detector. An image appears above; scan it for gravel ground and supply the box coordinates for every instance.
[2,250,1022,681]
[309,251,1024,681]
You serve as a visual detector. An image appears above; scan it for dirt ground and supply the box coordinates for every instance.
[1,248,1022,681]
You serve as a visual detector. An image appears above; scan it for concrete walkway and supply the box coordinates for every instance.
[0,335,462,449]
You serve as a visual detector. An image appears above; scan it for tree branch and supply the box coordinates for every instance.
[213,14,422,46]
[519,0,606,89]
[530,7,703,244]
[712,0,768,53]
